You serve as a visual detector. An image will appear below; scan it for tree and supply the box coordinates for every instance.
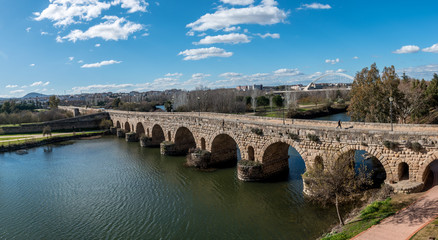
[303,151,372,226]
[348,64,405,123]
[426,73,438,108]
[164,100,173,112]
[112,98,122,108]
[256,96,270,109]
[272,95,284,108]
[49,95,60,109]
[42,126,52,137]
[99,119,113,130]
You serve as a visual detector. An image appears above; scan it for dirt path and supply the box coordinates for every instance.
[0,132,92,143]
[353,186,438,240]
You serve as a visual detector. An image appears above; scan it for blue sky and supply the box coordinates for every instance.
[0,0,437,97]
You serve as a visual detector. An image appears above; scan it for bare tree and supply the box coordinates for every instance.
[303,151,372,226]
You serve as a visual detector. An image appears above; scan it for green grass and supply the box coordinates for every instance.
[410,217,438,240]
[322,198,397,240]
[0,131,104,146]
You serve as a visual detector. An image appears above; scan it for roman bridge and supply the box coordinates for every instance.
[65,107,438,188]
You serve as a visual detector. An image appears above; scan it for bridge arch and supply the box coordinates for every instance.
[151,124,165,146]
[174,127,197,155]
[136,122,145,136]
[418,152,438,188]
[210,133,240,167]
[397,162,410,181]
[337,146,389,186]
[124,121,131,132]
[304,72,354,91]
[116,120,121,128]
[200,138,206,150]
[260,139,307,179]
[247,146,255,161]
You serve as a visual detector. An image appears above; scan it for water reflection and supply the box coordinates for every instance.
[0,137,337,239]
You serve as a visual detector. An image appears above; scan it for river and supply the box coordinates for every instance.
[0,137,338,239]
[313,112,351,122]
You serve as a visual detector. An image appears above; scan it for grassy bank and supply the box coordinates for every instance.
[410,217,438,239]
[0,131,105,148]
[322,193,421,240]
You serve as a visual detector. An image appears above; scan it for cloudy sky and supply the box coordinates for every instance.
[0,0,437,97]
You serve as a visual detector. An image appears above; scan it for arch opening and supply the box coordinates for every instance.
[247,146,255,161]
[124,122,131,132]
[211,134,239,167]
[398,162,409,181]
[116,121,121,128]
[174,127,197,155]
[423,160,438,190]
[349,150,386,188]
[136,122,145,137]
[200,138,206,150]
[262,142,306,180]
[151,124,165,147]
[314,156,324,170]
[168,131,172,141]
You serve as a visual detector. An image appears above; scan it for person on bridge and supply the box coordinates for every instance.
[337,120,342,129]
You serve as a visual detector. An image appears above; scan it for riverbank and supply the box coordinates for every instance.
[321,188,426,240]
[0,131,105,153]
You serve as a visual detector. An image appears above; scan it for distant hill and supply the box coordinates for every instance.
[22,92,49,99]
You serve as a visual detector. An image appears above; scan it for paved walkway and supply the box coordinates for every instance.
[353,186,438,240]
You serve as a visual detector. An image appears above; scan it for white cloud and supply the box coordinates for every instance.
[187,0,288,32]
[399,64,438,79]
[298,3,331,10]
[191,73,211,79]
[219,72,242,78]
[422,43,438,53]
[257,33,280,39]
[273,68,302,77]
[6,85,18,88]
[178,47,233,60]
[393,45,420,54]
[78,60,84,63]
[224,26,241,32]
[34,0,112,26]
[165,73,183,78]
[196,33,250,45]
[325,58,339,64]
[111,0,149,13]
[95,43,101,47]
[56,35,64,43]
[72,83,134,93]
[26,27,31,32]
[353,56,359,59]
[10,90,25,94]
[220,0,254,5]
[30,63,36,67]
[62,16,143,42]
[69,56,75,61]
[30,81,50,87]
[41,31,49,35]
[81,59,122,68]
[336,69,346,73]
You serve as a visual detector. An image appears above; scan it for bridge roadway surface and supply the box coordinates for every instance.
[353,186,438,240]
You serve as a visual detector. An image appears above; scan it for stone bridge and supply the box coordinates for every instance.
[67,107,438,188]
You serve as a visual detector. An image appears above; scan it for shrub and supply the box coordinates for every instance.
[251,128,263,136]
[239,160,262,167]
[288,133,300,141]
[411,142,422,152]
[307,134,320,143]
[383,140,398,150]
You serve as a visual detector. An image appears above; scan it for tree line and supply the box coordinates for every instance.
[348,63,438,123]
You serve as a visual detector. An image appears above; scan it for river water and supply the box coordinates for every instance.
[0,137,338,239]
